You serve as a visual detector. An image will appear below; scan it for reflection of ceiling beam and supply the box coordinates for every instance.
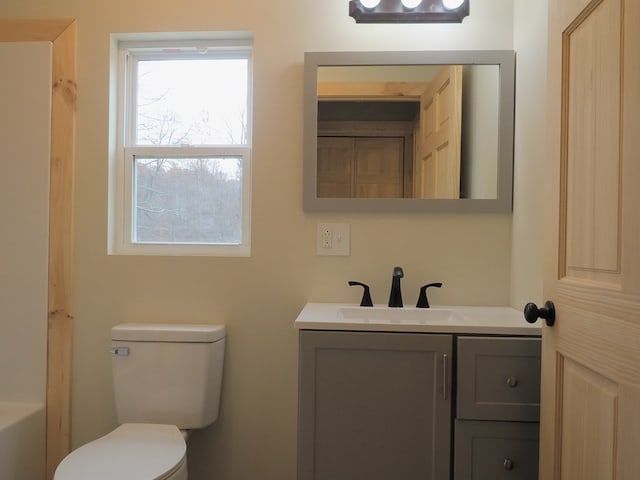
[318,101,420,122]
[318,81,427,100]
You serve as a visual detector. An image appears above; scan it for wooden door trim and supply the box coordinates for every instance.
[0,18,77,480]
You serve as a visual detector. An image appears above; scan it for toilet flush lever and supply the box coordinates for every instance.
[109,347,130,356]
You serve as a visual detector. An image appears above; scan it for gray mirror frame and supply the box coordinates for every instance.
[303,50,516,213]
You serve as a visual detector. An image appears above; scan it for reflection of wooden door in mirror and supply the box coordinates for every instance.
[317,137,353,198]
[354,137,404,198]
[317,136,404,198]
[415,65,462,199]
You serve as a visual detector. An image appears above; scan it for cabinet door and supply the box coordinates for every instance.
[353,137,404,198]
[316,136,405,198]
[298,331,452,480]
[316,137,353,198]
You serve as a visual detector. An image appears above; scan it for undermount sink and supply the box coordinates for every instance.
[338,306,464,324]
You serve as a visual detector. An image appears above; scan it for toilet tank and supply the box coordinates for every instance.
[110,323,225,429]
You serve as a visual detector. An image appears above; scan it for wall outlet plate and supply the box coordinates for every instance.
[317,223,350,256]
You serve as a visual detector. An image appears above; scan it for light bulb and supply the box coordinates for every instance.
[401,0,423,8]
[442,0,464,10]
[359,0,382,8]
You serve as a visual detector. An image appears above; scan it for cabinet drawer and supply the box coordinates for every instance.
[454,420,539,480]
[457,336,541,421]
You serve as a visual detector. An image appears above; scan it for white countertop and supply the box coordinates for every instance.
[295,303,542,336]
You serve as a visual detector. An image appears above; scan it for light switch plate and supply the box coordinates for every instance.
[317,223,350,256]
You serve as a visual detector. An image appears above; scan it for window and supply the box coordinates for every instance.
[109,35,252,255]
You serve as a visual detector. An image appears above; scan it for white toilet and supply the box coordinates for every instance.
[54,323,226,480]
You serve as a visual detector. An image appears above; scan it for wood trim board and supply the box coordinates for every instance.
[0,18,77,480]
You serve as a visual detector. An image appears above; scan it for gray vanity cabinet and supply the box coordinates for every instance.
[297,330,453,480]
[454,336,541,480]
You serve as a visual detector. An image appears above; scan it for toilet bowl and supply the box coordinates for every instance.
[54,423,187,480]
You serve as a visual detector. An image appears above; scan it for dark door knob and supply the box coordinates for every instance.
[524,301,555,326]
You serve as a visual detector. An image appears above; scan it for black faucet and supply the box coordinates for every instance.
[388,266,404,307]
[348,281,373,307]
[416,282,443,308]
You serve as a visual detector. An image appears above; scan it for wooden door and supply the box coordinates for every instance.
[415,65,462,199]
[540,1,640,479]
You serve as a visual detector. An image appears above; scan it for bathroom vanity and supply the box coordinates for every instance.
[295,304,541,480]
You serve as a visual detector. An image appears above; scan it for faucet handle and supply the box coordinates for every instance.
[348,281,374,307]
[416,282,443,308]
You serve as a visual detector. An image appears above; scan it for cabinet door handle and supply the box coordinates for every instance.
[503,458,514,471]
[506,376,519,388]
[442,353,448,400]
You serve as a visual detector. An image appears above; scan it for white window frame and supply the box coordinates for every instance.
[109,34,252,256]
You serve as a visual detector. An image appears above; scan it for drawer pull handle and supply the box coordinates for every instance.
[442,353,448,400]
[503,458,514,471]
[506,376,519,388]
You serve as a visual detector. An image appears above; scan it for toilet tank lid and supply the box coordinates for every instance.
[112,323,225,343]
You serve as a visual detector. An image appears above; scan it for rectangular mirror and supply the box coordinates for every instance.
[303,50,515,213]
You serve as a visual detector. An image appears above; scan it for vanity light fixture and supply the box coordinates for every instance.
[349,0,469,23]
